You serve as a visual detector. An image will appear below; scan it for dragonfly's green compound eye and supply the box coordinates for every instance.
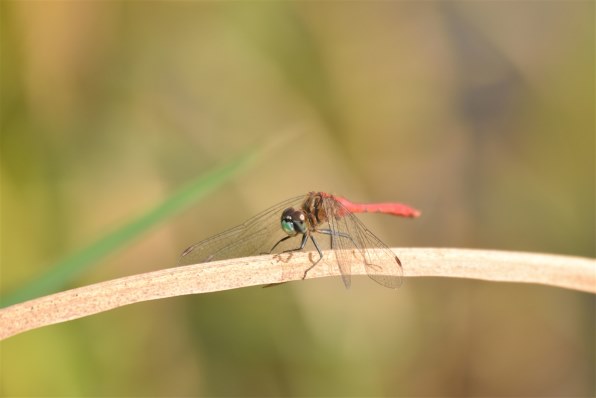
[281,219,295,235]
[281,208,307,236]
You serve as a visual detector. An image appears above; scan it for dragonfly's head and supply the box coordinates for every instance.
[281,208,308,236]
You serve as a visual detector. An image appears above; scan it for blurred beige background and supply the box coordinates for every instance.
[1,1,594,396]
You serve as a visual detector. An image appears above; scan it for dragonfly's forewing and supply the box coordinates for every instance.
[178,196,306,265]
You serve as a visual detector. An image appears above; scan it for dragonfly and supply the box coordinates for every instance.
[178,192,420,288]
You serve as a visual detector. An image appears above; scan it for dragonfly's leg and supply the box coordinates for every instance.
[317,228,367,263]
[266,235,292,254]
[263,234,308,287]
[317,228,354,243]
[302,234,324,280]
[317,228,361,249]
[281,233,308,253]
[268,233,308,255]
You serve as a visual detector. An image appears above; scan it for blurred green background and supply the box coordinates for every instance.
[1,1,594,396]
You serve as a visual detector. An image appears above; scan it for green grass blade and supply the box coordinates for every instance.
[2,149,258,307]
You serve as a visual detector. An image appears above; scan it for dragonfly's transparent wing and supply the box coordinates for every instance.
[321,197,403,289]
[356,228,403,288]
[178,195,307,265]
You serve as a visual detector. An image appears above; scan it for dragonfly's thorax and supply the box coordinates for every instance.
[302,192,329,227]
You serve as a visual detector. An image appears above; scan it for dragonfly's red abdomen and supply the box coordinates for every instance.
[324,193,421,218]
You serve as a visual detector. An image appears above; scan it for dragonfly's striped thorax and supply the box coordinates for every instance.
[301,192,330,228]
